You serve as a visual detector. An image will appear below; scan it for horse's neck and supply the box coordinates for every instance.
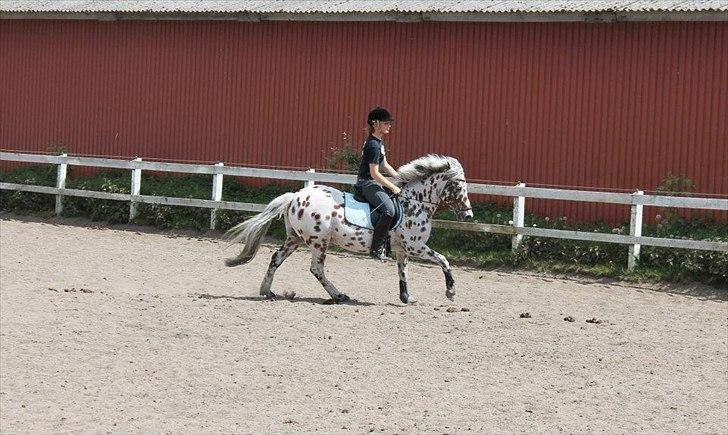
[401,178,443,216]
[406,176,447,199]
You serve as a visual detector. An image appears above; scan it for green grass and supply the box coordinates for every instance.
[2,164,726,287]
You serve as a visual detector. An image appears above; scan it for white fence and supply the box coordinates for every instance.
[1,151,727,270]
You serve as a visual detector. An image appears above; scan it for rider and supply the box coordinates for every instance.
[356,107,402,261]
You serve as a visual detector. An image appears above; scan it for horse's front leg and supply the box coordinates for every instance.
[416,246,456,301]
[395,251,417,304]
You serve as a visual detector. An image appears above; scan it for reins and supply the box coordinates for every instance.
[399,194,473,213]
[365,177,473,214]
[396,177,473,213]
[370,193,472,214]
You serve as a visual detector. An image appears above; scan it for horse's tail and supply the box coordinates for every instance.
[224,192,295,267]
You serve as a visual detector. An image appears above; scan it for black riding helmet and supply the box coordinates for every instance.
[367,107,393,125]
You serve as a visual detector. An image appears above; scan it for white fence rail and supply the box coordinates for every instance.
[2,152,727,270]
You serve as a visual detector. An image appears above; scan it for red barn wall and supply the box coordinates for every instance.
[1,20,726,223]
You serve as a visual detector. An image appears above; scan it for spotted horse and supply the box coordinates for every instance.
[225,154,474,304]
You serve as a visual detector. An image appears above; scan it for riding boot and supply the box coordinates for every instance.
[370,215,392,261]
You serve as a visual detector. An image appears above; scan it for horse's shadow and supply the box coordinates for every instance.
[196,293,376,306]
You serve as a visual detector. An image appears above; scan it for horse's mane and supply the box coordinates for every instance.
[396,154,463,185]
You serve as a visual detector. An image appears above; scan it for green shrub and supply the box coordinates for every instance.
[64,170,130,223]
[0,164,56,213]
[325,132,359,172]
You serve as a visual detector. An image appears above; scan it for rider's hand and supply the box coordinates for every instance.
[391,186,402,196]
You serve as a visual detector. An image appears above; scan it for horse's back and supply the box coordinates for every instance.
[286,185,372,253]
[294,185,345,208]
[286,185,344,234]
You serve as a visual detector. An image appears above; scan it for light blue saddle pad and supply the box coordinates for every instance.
[343,192,404,230]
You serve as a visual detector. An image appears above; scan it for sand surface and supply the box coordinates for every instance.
[1,214,727,434]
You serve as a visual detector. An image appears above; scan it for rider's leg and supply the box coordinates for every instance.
[361,182,395,260]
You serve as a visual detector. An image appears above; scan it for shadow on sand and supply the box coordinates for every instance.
[195,293,376,306]
[504,270,728,302]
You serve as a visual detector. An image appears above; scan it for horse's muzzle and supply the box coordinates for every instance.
[457,210,474,222]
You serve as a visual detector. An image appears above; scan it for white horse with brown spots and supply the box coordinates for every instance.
[225,155,473,304]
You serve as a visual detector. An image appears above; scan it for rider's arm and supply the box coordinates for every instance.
[369,164,401,195]
[381,158,399,178]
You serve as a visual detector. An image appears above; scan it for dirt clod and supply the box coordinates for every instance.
[586,318,604,324]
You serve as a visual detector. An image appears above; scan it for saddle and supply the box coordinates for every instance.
[343,189,404,231]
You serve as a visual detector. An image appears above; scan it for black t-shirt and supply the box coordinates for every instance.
[357,136,386,180]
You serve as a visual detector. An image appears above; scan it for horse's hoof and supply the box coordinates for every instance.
[264,291,277,300]
[282,290,296,300]
[324,294,349,304]
[405,297,418,304]
[400,293,417,304]
[445,290,455,302]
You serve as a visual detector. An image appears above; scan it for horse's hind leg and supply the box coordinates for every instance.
[309,244,349,303]
[260,236,301,299]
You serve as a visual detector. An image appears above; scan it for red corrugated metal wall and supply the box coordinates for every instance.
[1,20,726,223]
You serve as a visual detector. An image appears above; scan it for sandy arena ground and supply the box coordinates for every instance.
[0,213,726,434]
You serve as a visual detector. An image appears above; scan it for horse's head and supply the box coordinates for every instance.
[438,159,473,222]
[397,155,474,221]
[441,175,474,222]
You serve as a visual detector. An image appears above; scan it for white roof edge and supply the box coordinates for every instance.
[2,0,728,15]
[2,10,727,22]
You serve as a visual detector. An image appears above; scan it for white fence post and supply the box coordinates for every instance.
[55,153,68,216]
[628,190,644,271]
[512,182,526,251]
[306,168,315,188]
[210,162,224,230]
[129,157,142,222]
